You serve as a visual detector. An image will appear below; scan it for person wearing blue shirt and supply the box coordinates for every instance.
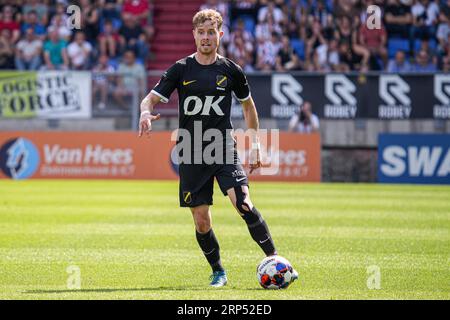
[387,51,412,72]
[21,11,46,39]
[412,49,438,72]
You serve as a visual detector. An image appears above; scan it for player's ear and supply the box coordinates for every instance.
[219,30,224,39]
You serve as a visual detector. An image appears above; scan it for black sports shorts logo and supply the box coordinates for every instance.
[183,191,192,204]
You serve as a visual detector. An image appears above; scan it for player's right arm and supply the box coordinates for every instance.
[138,92,162,138]
[138,61,182,137]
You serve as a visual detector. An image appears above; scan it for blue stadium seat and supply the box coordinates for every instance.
[108,58,119,70]
[233,15,256,35]
[387,38,410,58]
[414,38,437,53]
[290,38,305,60]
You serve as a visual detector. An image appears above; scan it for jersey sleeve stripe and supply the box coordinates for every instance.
[236,92,251,103]
[151,90,169,103]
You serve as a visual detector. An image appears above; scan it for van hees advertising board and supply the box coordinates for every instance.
[0,132,321,182]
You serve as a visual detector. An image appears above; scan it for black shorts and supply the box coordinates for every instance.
[179,162,249,207]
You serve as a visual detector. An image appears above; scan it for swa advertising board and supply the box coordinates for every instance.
[378,134,450,184]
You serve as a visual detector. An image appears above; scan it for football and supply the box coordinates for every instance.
[257,255,295,289]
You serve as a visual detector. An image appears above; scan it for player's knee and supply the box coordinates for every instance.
[191,207,211,233]
[236,196,252,215]
[196,222,211,234]
[233,187,257,222]
[194,216,211,233]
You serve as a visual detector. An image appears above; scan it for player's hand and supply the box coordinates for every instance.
[138,112,161,138]
[249,145,262,174]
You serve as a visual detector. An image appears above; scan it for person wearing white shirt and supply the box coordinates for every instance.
[67,31,93,70]
[288,101,320,133]
[15,27,42,70]
[411,0,440,44]
[258,1,284,25]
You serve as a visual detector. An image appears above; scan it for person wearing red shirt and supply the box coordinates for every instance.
[0,6,20,43]
[122,0,150,26]
[359,22,388,69]
[121,0,154,42]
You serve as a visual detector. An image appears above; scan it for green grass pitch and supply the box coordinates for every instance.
[0,180,449,300]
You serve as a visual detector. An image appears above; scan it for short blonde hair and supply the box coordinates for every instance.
[192,9,223,30]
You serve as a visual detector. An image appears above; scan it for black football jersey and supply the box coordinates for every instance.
[151,54,251,154]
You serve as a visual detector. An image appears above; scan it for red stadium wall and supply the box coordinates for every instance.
[0,132,320,182]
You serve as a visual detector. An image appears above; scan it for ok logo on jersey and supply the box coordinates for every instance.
[183,96,225,116]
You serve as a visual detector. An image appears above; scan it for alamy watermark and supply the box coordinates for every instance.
[366,265,381,290]
[67,5,81,30]
[366,5,382,30]
[66,265,81,290]
[170,123,280,175]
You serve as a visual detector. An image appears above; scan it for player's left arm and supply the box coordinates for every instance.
[241,96,262,174]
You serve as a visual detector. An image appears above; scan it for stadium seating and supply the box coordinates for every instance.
[387,38,410,59]
[290,39,305,60]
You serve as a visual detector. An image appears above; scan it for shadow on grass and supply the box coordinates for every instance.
[24,285,264,294]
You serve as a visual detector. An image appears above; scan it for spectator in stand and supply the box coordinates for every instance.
[21,10,46,40]
[122,0,150,26]
[288,101,320,134]
[387,50,412,72]
[359,16,388,69]
[79,0,100,45]
[99,0,121,25]
[337,40,355,71]
[334,0,361,20]
[1,0,22,22]
[98,19,121,58]
[50,2,69,29]
[92,54,115,110]
[309,38,341,71]
[15,27,42,70]
[258,0,285,27]
[67,31,93,70]
[410,0,440,45]
[0,5,20,43]
[230,18,254,44]
[441,55,450,70]
[122,0,154,39]
[384,0,413,39]
[0,29,14,69]
[113,50,146,109]
[118,12,149,62]
[439,32,450,68]
[255,12,282,42]
[275,35,301,71]
[22,0,48,26]
[417,38,438,57]
[48,13,72,42]
[335,15,370,71]
[409,0,439,54]
[412,49,437,71]
[305,19,327,65]
[437,0,450,52]
[256,31,282,71]
[43,28,69,70]
[201,0,230,27]
[309,0,333,29]
[327,39,341,71]
[227,33,254,69]
[230,0,258,23]
[234,56,255,72]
